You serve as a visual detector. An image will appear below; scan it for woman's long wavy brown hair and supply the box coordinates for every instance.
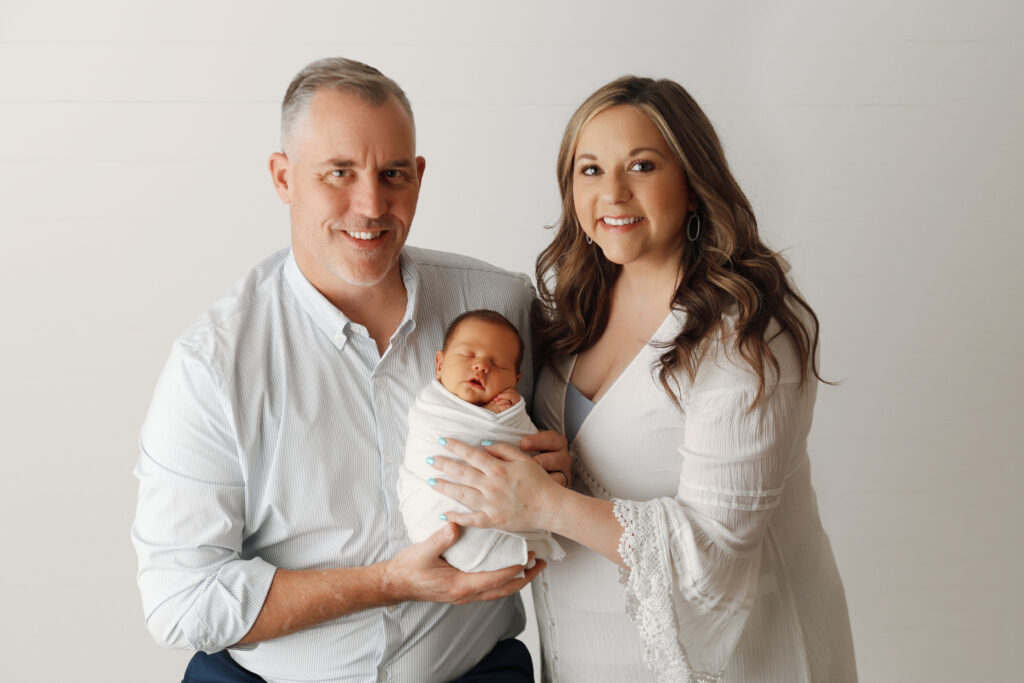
[534,76,824,408]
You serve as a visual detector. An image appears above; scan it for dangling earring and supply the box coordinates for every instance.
[585,232,593,245]
[686,212,701,242]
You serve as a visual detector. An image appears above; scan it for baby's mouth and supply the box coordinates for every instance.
[467,377,485,389]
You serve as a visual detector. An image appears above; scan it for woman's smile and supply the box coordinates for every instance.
[601,215,644,226]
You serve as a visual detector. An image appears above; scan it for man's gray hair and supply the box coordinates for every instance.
[280,57,414,152]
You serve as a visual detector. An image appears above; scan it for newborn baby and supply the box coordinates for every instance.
[397,309,563,572]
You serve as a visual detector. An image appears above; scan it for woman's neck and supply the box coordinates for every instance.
[615,258,682,311]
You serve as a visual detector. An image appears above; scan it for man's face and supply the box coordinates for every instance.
[434,319,522,406]
[271,89,425,297]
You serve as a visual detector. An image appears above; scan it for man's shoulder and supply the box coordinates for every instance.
[176,248,290,356]
[404,245,533,291]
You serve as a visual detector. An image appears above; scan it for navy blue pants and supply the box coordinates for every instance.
[182,638,533,682]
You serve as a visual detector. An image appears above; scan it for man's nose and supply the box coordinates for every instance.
[353,177,388,218]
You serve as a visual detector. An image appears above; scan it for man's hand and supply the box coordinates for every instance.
[521,430,572,487]
[482,388,521,414]
[381,523,544,605]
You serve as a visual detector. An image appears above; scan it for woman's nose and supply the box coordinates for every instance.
[600,172,631,204]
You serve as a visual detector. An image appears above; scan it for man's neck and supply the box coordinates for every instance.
[341,271,408,355]
[304,261,409,355]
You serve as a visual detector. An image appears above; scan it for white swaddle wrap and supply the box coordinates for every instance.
[398,379,565,572]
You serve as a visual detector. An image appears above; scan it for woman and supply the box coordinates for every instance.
[429,76,857,682]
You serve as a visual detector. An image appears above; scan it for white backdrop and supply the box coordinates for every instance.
[2,1,1021,681]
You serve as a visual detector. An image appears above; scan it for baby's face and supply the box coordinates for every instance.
[435,319,522,405]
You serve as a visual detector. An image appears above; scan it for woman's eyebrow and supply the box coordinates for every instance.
[629,147,666,158]
[575,147,667,160]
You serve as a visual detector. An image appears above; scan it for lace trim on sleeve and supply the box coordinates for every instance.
[614,498,724,683]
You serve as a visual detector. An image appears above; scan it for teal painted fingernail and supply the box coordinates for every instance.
[481,440,494,446]
[428,478,437,487]
[439,513,447,521]
[437,437,447,446]
[425,456,435,466]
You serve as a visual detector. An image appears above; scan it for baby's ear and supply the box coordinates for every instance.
[516,372,522,383]
[434,351,445,379]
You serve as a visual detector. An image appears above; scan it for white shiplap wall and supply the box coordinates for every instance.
[1,1,1020,680]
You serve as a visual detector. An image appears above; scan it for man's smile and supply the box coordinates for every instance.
[345,230,384,240]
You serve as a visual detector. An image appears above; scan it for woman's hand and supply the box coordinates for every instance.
[521,430,573,487]
[428,438,565,532]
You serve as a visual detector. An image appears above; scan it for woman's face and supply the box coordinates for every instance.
[572,105,695,273]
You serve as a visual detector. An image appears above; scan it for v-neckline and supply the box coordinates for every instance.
[564,310,678,442]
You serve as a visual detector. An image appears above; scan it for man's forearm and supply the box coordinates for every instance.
[236,524,543,646]
[236,563,392,645]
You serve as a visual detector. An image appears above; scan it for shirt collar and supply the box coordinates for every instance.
[283,249,419,351]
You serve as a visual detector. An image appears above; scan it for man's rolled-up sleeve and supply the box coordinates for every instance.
[131,342,276,652]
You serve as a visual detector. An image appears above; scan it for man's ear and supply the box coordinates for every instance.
[416,156,426,183]
[269,152,293,203]
[434,350,444,379]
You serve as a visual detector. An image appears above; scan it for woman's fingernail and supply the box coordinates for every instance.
[439,513,447,521]
[438,437,447,446]
[425,456,435,466]
[481,440,494,446]
[428,478,437,487]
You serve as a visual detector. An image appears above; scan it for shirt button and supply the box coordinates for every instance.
[387,604,398,612]
[392,528,404,541]
[333,334,342,343]
[377,670,388,681]
[375,377,384,387]
[384,453,394,464]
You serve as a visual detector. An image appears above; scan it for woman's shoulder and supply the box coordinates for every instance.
[689,304,807,394]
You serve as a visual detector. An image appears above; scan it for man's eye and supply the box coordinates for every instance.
[383,169,406,180]
[629,160,655,172]
[330,169,350,178]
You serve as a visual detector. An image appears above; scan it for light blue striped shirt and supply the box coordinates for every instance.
[132,246,536,683]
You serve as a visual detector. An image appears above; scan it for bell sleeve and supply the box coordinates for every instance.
[613,358,812,682]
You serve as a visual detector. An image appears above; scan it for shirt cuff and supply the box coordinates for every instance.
[181,557,278,653]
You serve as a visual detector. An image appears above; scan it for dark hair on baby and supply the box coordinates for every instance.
[442,309,524,371]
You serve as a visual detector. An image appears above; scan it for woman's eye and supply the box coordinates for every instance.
[629,160,655,172]
[580,165,601,177]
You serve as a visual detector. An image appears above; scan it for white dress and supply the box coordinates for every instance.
[531,311,857,682]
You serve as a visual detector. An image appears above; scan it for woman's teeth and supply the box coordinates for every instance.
[346,231,383,240]
[603,217,642,226]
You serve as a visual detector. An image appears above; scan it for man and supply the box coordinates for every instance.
[132,57,570,683]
